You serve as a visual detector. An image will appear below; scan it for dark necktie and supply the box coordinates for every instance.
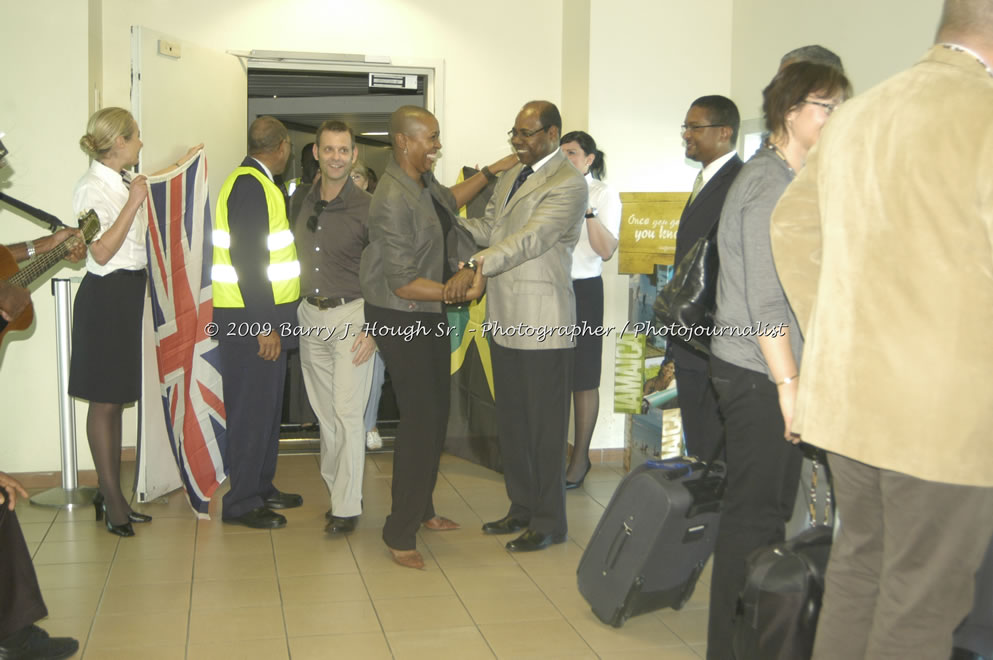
[507,165,534,202]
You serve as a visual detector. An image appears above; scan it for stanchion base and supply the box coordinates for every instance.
[29,487,99,510]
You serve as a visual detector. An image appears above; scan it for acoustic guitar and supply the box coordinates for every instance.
[0,210,100,345]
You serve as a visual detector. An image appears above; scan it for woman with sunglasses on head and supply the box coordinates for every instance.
[704,62,851,659]
[558,131,621,489]
[71,107,199,537]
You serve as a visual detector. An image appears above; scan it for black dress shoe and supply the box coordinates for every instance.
[951,648,987,660]
[325,516,357,534]
[223,507,287,529]
[505,529,566,552]
[263,491,303,510]
[481,515,530,535]
[0,624,79,660]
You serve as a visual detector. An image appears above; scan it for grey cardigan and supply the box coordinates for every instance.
[711,146,803,378]
[359,159,475,314]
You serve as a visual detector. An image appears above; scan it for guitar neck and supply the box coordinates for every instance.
[7,237,79,288]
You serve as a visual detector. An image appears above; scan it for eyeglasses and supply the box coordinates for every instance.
[507,126,550,139]
[681,124,726,133]
[803,99,837,115]
[306,199,329,232]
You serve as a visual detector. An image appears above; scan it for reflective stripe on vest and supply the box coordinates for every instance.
[211,166,301,308]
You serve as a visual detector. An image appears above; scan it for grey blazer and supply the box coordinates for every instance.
[459,149,588,350]
[360,159,475,314]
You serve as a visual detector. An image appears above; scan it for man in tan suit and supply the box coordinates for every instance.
[770,1,993,657]
[451,100,587,552]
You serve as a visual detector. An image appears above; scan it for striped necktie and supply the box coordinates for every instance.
[507,165,534,202]
[688,171,704,205]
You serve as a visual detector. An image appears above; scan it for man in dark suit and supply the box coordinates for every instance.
[450,100,588,552]
[671,95,742,461]
[211,116,303,528]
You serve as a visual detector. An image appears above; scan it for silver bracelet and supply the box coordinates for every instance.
[25,241,36,259]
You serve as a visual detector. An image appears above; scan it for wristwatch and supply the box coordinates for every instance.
[585,208,598,219]
[464,257,479,272]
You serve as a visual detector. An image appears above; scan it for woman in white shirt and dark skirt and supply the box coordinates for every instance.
[559,131,621,488]
[70,107,197,537]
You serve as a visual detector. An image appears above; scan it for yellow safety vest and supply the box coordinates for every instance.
[212,166,300,308]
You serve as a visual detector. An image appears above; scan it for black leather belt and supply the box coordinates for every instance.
[305,296,353,310]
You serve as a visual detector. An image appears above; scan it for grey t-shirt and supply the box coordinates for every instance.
[711,146,803,379]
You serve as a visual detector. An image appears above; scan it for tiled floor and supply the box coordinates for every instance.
[16,452,710,659]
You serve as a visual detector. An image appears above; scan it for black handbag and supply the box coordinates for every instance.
[653,225,719,354]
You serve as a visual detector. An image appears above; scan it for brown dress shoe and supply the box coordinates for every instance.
[422,516,460,531]
[387,546,425,569]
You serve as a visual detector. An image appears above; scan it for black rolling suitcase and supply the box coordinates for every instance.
[577,457,725,627]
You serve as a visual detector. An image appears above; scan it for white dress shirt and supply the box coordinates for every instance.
[572,173,622,279]
[73,160,147,275]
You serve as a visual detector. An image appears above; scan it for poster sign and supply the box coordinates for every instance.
[613,332,646,414]
[618,192,688,274]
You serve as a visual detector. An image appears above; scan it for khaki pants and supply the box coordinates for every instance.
[297,299,374,517]
[813,453,993,660]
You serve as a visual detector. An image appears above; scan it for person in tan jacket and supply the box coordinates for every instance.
[770,1,993,657]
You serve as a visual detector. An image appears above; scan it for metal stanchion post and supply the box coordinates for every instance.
[30,278,97,509]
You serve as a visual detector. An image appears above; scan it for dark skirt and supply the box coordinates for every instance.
[68,269,147,404]
[573,276,604,391]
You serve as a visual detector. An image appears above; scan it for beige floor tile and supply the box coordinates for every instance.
[105,555,193,587]
[362,566,455,599]
[187,605,286,644]
[289,631,392,660]
[444,565,542,598]
[86,610,188,650]
[187,638,290,660]
[278,572,369,605]
[35,586,102,620]
[83,645,186,660]
[32,538,120,565]
[510,539,586,574]
[461,591,564,625]
[657,607,709,645]
[386,626,496,660]
[479,620,592,658]
[191,576,281,611]
[113,536,195,561]
[690,642,707,657]
[14,502,59,523]
[543,585,596,619]
[571,607,686,655]
[374,595,474,632]
[423,539,517,569]
[284,599,380,637]
[34,561,110,591]
[193,550,276,582]
[19,521,53,543]
[194,529,274,557]
[275,547,359,577]
[98,581,191,615]
[599,648,703,660]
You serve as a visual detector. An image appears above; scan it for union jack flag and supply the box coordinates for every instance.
[145,151,226,515]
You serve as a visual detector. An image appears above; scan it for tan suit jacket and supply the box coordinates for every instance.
[459,149,588,350]
[771,46,993,486]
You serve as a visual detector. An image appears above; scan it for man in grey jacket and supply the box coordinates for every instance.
[449,100,587,552]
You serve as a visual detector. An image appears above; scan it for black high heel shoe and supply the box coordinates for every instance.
[565,462,592,490]
[93,492,151,523]
[101,504,135,537]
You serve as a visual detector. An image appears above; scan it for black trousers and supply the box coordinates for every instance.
[707,356,803,660]
[219,340,286,518]
[491,341,573,536]
[954,528,993,655]
[672,357,724,462]
[365,304,450,551]
[0,507,47,641]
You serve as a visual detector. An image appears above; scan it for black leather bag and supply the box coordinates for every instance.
[653,229,718,354]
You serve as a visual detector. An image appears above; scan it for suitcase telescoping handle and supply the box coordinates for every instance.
[602,518,634,574]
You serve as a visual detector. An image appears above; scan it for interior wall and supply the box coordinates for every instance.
[731,0,945,121]
[99,0,565,188]
[0,1,93,472]
[585,0,735,450]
